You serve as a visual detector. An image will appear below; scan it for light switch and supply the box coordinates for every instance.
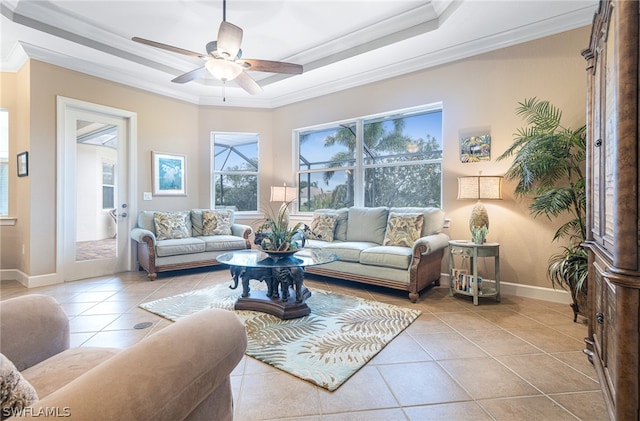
[143,192,152,201]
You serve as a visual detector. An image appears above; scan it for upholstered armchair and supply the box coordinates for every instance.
[0,294,247,420]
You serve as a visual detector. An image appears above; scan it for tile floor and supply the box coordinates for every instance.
[1,268,609,421]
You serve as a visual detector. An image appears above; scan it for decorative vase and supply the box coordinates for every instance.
[469,201,489,232]
[471,225,488,244]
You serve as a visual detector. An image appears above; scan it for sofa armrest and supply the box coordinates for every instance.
[132,228,158,280]
[130,227,156,246]
[231,223,253,249]
[413,232,450,255]
[231,223,252,239]
[26,308,247,421]
[0,295,69,371]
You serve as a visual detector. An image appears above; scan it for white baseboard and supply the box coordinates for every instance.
[0,269,27,286]
[441,274,572,304]
[2,269,572,304]
[0,269,63,288]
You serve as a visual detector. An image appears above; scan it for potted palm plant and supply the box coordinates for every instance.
[497,98,587,321]
[255,200,305,255]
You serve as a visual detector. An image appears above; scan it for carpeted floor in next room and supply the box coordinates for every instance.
[1,268,608,421]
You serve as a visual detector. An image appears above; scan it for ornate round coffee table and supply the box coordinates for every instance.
[216,249,338,319]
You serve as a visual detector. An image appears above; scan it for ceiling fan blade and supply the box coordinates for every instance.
[237,59,303,75]
[132,37,206,59]
[217,21,243,58]
[234,71,263,95]
[172,67,209,83]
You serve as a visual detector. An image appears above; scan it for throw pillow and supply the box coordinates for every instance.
[153,211,191,240]
[346,207,389,243]
[0,353,38,419]
[313,208,349,240]
[202,210,233,235]
[308,214,338,242]
[389,207,445,236]
[383,213,424,247]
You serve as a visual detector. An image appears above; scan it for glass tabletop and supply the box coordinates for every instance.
[216,249,338,268]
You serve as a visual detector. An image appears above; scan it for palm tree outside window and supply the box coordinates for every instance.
[296,105,442,212]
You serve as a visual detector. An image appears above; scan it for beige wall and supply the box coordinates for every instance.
[7,61,201,276]
[0,71,17,270]
[197,105,273,215]
[1,26,589,290]
[0,64,31,274]
[273,26,590,288]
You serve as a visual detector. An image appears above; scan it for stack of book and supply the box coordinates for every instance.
[451,268,483,295]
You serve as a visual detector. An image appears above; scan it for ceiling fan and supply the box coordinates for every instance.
[132,0,303,95]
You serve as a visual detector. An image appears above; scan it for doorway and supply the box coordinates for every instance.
[57,97,137,281]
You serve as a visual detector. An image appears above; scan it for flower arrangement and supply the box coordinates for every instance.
[254,201,305,252]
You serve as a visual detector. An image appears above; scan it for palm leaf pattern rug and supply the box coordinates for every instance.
[140,283,421,391]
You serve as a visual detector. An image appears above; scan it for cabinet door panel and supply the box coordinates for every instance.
[592,261,605,356]
[602,17,615,250]
[585,1,640,418]
[604,280,617,402]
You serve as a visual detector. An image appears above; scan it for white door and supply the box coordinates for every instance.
[58,98,136,281]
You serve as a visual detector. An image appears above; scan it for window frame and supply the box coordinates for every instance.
[210,131,260,213]
[295,103,443,212]
[101,160,115,210]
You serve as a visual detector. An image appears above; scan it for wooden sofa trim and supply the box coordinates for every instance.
[137,228,252,281]
[305,247,444,302]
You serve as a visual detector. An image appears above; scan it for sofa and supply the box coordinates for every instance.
[302,206,449,302]
[130,209,252,280]
[0,294,247,421]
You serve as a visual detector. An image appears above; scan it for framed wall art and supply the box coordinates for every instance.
[460,135,491,163]
[152,151,186,196]
[17,151,28,177]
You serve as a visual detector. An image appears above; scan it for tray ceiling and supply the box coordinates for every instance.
[1,0,598,108]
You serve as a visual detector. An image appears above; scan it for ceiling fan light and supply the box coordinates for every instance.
[205,59,242,81]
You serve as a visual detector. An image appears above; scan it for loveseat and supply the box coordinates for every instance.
[131,209,252,280]
[0,294,247,420]
[302,207,449,302]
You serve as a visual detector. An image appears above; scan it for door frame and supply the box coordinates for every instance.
[56,96,138,281]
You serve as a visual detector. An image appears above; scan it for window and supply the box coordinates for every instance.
[297,105,442,212]
[0,109,8,216]
[211,132,259,211]
[298,124,356,210]
[102,161,115,209]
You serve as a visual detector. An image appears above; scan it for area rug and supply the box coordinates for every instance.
[140,283,421,391]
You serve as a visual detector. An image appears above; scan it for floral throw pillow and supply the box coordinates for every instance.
[153,211,191,240]
[202,210,233,236]
[309,214,337,242]
[1,353,38,419]
[383,213,424,247]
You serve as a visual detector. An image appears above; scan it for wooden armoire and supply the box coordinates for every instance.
[582,1,640,419]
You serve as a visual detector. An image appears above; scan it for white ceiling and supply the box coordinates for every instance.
[1,0,598,109]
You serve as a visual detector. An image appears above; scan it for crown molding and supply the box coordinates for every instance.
[3,1,596,109]
[1,42,28,71]
[256,6,596,109]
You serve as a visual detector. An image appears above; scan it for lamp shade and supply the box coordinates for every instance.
[270,186,298,202]
[457,176,503,200]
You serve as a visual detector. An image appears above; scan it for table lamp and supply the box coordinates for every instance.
[270,184,298,223]
[457,175,502,243]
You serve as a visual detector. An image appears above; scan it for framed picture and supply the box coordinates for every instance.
[152,151,186,196]
[460,135,491,163]
[17,151,28,177]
